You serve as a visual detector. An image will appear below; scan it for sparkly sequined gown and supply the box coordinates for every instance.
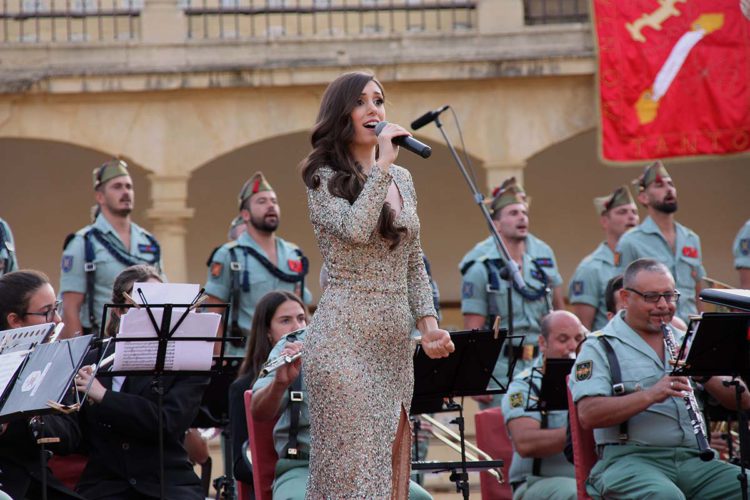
[304,165,437,499]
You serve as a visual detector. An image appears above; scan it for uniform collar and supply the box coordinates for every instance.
[94,213,136,250]
[592,241,615,263]
[606,310,664,366]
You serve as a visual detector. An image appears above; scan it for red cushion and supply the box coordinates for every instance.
[474,407,514,500]
[47,454,87,491]
[566,375,596,500]
[245,390,280,500]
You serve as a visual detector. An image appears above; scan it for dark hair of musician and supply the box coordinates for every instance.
[0,270,50,330]
[622,258,670,289]
[105,264,163,337]
[238,290,308,382]
[604,274,624,315]
[300,71,407,250]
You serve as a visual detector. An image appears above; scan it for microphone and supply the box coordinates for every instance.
[375,121,432,159]
[410,105,449,130]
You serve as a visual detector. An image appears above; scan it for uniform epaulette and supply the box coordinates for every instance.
[206,243,232,266]
[63,225,92,250]
[518,368,532,379]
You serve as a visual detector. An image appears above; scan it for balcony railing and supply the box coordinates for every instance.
[524,0,588,25]
[183,0,477,40]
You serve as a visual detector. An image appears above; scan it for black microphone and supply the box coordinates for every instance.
[375,121,432,159]
[410,105,449,130]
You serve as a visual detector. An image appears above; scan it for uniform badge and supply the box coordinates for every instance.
[288,259,303,273]
[613,252,621,267]
[575,360,593,381]
[509,392,524,408]
[210,262,223,278]
[572,280,584,296]
[740,239,750,256]
[682,246,698,258]
[535,258,553,267]
[61,255,74,273]
[531,270,543,280]
[138,243,158,254]
[462,282,474,299]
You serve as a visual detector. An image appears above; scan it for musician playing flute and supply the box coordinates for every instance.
[570,258,750,499]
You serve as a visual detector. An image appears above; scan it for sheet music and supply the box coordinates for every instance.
[113,308,220,372]
[132,282,200,307]
[0,350,29,399]
[0,323,54,354]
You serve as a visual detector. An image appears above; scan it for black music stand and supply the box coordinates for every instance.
[525,358,575,413]
[672,312,750,500]
[94,290,236,500]
[411,328,509,499]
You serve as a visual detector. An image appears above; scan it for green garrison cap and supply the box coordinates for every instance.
[634,160,671,191]
[594,185,636,216]
[93,159,129,189]
[238,171,274,209]
[489,177,527,215]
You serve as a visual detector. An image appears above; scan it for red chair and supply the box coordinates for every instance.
[566,375,596,500]
[474,407,514,500]
[48,454,87,491]
[244,390,280,500]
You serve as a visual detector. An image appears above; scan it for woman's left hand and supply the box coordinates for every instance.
[75,365,107,404]
[422,328,455,359]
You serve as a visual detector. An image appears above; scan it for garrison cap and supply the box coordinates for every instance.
[489,177,527,215]
[633,160,671,191]
[593,185,636,216]
[93,159,129,189]
[239,171,274,209]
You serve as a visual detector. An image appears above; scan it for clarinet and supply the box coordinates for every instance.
[660,321,714,461]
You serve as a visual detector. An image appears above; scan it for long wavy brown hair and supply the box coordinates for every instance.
[300,71,406,250]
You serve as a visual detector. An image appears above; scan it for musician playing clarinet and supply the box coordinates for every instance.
[570,258,750,499]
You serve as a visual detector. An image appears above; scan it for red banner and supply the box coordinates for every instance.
[593,0,750,162]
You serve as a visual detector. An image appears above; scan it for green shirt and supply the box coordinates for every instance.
[570,311,699,448]
[60,214,163,329]
[733,220,750,269]
[616,216,705,322]
[460,234,563,345]
[569,242,618,331]
[501,358,574,484]
[252,329,310,460]
[0,218,18,277]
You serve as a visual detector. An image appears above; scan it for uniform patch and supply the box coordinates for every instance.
[682,246,698,258]
[210,262,223,278]
[535,258,554,267]
[571,280,584,296]
[138,243,158,254]
[462,282,474,299]
[288,259,303,273]
[575,361,593,381]
[509,392,524,408]
[61,255,74,273]
[531,270,543,281]
[613,252,621,267]
[740,238,750,256]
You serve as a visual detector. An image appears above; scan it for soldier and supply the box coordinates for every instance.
[59,159,162,338]
[502,310,584,500]
[570,259,750,499]
[204,172,311,356]
[616,161,705,322]
[569,186,639,330]
[251,328,433,500]
[460,177,564,407]
[0,217,18,277]
[733,219,750,289]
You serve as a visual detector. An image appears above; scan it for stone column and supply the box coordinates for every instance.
[482,160,527,193]
[141,0,186,43]
[477,0,525,33]
[146,174,194,282]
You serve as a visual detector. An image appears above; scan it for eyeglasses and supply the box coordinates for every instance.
[24,300,62,322]
[625,288,681,304]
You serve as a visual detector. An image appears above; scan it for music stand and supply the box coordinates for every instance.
[525,358,575,412]
[672,312,750,500]
[411,328,509,499]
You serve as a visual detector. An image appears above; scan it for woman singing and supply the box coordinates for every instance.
[300,71,454,498]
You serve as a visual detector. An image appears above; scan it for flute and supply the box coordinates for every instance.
[660,320,714,461]
[260,352,302,377]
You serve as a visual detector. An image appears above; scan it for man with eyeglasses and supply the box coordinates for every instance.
[0,217,18,277]
[59,159,163,339]
[615,161,705,323]
[570,258,750,499]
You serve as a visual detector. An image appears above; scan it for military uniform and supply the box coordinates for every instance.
[570,312,745,499]
[616,216,705,322]
[252,330,432,500]
[501,358,576,500]
[0,217,18,277]
[733,220,750,270]
[569,243,618,331]
[460,234,562,404]
[60,213,162,333]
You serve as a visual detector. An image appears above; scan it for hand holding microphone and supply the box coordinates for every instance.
[375,121,432,162]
